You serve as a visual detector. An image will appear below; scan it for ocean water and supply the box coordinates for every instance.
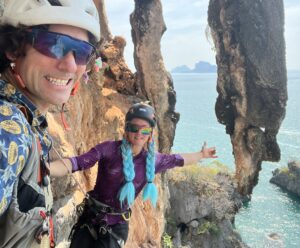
[172,72,300,248]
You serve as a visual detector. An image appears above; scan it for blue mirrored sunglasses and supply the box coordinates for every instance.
[26,29,96,65]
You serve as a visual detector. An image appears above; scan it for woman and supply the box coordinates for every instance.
[50,102,217,248]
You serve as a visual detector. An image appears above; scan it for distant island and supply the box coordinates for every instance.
[171,61,217,73]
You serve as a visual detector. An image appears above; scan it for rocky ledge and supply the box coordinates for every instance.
[270,161,300,197]
[165,164,249,248]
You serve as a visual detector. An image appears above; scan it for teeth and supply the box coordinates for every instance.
[46,76,69,86]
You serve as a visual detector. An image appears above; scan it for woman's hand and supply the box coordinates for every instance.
[200,142,217,159]
[180,142,217,166]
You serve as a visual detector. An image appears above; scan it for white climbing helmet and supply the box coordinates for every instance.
[0,0,100,41]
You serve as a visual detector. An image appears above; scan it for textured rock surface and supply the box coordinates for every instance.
[208,0,287,196]
[130,0,179,154]
[93,0,113,42]
[100,36,137,95]
[270,161,300,197]
[165,167,248,248]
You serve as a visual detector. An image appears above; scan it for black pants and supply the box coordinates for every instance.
[69,223,129,248]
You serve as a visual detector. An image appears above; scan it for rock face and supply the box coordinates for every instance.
[130,0,179,153]
[165,166,248,248]
[270,161,300,197]
[208,0,287,196]
[100,36,137,95]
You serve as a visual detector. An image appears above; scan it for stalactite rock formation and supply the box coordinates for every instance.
[208,0,287,196]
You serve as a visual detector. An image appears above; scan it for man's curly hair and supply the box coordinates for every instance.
[0,25,27,73]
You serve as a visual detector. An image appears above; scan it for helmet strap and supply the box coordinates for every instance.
[71,70,89,96]
[60,103,71,130]
[70,80,80,96]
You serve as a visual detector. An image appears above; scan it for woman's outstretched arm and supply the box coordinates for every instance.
[50,159,72,177]
[180,142,217,166]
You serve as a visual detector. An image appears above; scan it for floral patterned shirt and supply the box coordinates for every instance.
[0,80,52,216]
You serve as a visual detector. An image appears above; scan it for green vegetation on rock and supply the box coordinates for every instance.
[162,233,173,248]
[197,221,219,236]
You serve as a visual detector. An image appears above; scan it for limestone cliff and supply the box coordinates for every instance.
[208,0,287,196]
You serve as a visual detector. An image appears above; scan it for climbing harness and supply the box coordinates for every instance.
[51,147,130,246]
[69,195,131,244]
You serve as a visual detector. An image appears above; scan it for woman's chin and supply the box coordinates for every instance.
[130,139,147,147]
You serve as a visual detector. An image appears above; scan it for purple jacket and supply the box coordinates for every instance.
[70,140,184,225]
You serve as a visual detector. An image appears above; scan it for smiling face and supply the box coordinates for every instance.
[14,24,89,112]
[126,118,153,149]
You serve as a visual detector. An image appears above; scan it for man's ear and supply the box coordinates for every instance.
[5,51,16,62]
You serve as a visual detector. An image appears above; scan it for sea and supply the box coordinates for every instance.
[171,72,300,248]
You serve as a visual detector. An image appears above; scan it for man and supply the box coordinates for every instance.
[0,0,100,247]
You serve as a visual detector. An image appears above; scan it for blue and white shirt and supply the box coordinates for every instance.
[0,80,52,216]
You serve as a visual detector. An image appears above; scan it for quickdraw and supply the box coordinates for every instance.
[35,211,55,248]
[122,211,131,221]
[84,222,125,247]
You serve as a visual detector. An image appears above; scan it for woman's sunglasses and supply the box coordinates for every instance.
[26,29,96,65]
[126,123,152,135]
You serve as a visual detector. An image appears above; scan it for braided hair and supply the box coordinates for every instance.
[119,137,158,207]
[119,138,136,207]
[142,138,157,206]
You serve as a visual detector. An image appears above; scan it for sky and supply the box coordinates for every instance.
[105,0,300,72]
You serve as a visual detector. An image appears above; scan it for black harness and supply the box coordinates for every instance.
[84,196,131,217]
[70,195,131,245]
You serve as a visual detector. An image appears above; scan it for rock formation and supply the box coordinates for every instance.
[208,0,287,196]
[270,161,300,197]
[94,0,136,95]
[130,0,179,153]
[165,166,248,248]
[100,36,137,95]
[263,233,285,248]
[94,0,113,43]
